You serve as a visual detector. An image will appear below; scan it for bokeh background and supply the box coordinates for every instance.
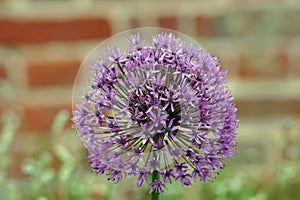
[0,0,300,199]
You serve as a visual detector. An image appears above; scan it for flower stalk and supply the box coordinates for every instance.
[151,171,159,200]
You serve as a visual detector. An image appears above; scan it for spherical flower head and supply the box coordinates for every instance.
[72,28,238,194]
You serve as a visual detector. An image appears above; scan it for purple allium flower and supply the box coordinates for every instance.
[72,28,237,194]
[149,179,166,194]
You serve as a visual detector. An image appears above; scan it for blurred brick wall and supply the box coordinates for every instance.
[0,0,300,175]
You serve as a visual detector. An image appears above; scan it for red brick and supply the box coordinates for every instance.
[0,18,112,44]
[130,18,140,29]
[215,53,239,76]
[282,11,300,36]
[195,16,214,36]
[91,193,103,200]
[236,100,300,116]
[0,65,6,79]
[158,16,178,30]
[27,60,80,86]
[290,51,300,77]
[7,152,24,178]
[21,105,72,133]
[239,54,260,77]
[238,52,289,78]
[274,51,289,75]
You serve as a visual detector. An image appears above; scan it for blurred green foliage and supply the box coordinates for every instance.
[0,110,299,200]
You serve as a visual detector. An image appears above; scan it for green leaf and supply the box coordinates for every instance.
[36,152,52,170]
[51,110,70,135]
[0,111,19,153]
[39,169,55,184]
[54,144,73,163]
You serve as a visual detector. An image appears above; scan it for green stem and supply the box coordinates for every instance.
[151,170,159,200]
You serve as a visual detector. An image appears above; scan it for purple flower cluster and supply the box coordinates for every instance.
[73,32,237,194]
